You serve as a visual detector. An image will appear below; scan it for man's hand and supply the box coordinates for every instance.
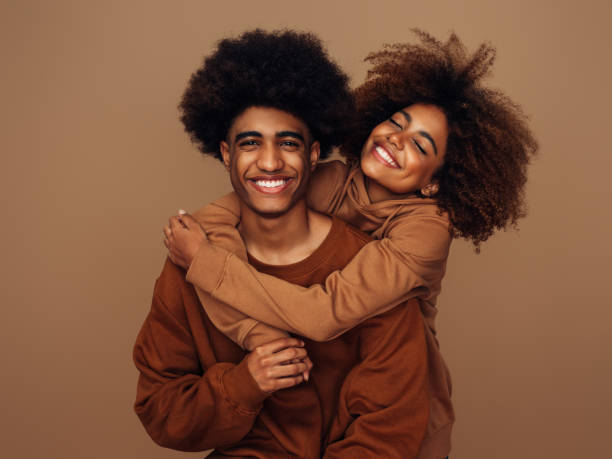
[163,212,207,270]
[246,337,313,394]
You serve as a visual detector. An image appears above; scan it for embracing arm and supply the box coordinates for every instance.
[187,209,451,343]
[188,196,292,350]
[166,161,349,350]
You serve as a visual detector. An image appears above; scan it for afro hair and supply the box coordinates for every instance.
[342,30,538,249]
[180,29,355,161]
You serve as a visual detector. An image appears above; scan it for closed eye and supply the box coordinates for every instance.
[388,118,402,129]
[412,139,427,155]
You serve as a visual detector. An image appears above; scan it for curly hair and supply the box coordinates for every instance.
[179,29,355,161]
[341,30,538,249]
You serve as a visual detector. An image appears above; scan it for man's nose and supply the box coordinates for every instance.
[256,143,284,171]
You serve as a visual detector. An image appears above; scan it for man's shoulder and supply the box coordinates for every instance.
[330,216,373,249]
[317,217,373,271]
[152,258,196,322]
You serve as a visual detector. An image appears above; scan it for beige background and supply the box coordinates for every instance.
[2,0,611,458]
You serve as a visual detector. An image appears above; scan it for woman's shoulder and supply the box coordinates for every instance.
[312,159,350,183]
[191,192,241,227]
[306,160,351,212]
[383,199,452,260]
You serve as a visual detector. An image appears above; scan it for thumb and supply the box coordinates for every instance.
[178,212,198,229]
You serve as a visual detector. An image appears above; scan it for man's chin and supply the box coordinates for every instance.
[242,200,297,219]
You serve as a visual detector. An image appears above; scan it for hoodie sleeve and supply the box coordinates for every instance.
[133,260,268,451]
[186,208,451,342]
[190,193,291,350]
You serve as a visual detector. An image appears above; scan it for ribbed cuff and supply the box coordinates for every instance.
[186,242,229,293]
[221,358,268,414]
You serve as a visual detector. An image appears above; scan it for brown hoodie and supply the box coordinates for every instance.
[187,160,454,458]
[134,217,430,457]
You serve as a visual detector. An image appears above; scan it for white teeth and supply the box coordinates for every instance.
[375,146,399,167]
[254,179,288,188]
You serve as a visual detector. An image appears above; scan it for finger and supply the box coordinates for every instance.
[169,216,183,232]
[302,356,313,381]
[255,337,304,356]
[267,361,310,379]
[270,374,305,391]
[163,226,172,238]
[262,346,308,367]
[163,238,170,249]
[176,211,189,229]
[180,213,199,229]
[177,216,188,229]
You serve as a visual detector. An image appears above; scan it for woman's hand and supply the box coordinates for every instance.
[246,337,313,394]
[163,211,208,270]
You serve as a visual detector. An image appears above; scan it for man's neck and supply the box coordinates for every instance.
[238,199,332,266]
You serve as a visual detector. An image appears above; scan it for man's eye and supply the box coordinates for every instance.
[281,141,299,147]
[239,140,258,147]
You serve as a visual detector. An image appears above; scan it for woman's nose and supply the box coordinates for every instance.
[387,131,404,150]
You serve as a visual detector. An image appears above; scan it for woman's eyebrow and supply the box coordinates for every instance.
[419,131,438,155]
[400,110,438,155]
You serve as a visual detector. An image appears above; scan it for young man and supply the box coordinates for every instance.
[134,30,430,458]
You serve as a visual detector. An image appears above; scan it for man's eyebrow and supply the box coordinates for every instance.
[235,131,262,142]
[400,110,438,155]
[277,131,304,141]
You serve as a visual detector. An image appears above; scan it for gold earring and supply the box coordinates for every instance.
[421,183,439,197]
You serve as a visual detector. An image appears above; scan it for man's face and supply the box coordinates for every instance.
[220,106,320,218]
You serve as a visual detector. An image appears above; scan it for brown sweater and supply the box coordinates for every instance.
[188,161,454,457]
[134,216,429,457]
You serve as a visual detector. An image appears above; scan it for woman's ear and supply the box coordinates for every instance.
[420,181,439,197]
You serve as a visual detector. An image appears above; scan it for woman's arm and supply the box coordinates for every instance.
[185,195,293,350]
[165,161,349,351]
[186,207,451,342]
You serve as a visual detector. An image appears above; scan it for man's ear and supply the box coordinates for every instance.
[220,141,231,171]
[309,141,321,171]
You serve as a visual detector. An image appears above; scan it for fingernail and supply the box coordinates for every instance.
[178,209,187,215]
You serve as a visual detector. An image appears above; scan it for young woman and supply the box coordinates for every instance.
[164,30,537,458]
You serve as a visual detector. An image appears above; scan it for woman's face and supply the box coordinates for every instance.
[360,103,449,196]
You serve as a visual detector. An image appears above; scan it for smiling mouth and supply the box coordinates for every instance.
[248,177,293,194]
[372,145,400,168]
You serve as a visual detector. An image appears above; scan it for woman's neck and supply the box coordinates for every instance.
[364,175,414,203]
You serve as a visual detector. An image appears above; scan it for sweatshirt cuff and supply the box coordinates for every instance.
[221,358,268,414]
[186,242,229,293]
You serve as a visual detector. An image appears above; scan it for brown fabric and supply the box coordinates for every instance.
[188,160,454,457]
[134,217,429,457]
[133,259,322,458]
[247,217,430,457]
